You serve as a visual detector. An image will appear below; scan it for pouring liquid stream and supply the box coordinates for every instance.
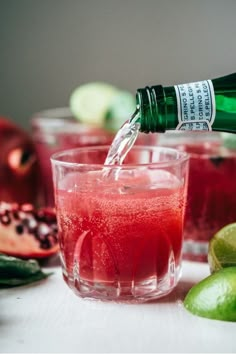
[104,109,140,167]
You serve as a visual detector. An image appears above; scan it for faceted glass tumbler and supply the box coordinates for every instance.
[51,145,189,302]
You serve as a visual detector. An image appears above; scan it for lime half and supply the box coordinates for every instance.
[70,82,118,127]
[184,267,236,322]
[208,223,236,273]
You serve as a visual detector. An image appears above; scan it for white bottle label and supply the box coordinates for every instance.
[174,80,216,131]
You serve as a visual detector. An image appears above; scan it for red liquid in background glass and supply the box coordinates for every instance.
[177,141,236,261]
[55,172,184,288]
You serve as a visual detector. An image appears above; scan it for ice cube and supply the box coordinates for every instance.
[115,168,181,194]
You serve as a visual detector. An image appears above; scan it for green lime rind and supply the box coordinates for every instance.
[184,267,236,322]
[208,238,236,273]
[208,223,236,273]
[0,253,52,288]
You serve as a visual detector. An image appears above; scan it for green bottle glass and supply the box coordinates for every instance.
[135,73,236,133]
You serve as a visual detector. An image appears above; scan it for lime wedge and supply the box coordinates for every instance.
[208,223,236,273]
[184,267,236,322]
[105,91,136,132]
[70,82,118,127]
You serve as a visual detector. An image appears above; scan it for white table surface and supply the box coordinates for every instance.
[1,258,236,353]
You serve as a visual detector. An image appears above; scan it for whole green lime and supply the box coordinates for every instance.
[184,267,236,321]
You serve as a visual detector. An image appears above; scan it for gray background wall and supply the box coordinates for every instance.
[1,0,236,129]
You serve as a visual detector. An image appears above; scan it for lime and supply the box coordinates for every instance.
[208,223,236,273]
[105,91,136,132]
[184,267,236,321]
[221,132,236,150]
[70,82,118,127]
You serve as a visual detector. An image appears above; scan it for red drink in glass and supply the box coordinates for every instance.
[58,178,183,284]
[51,146,188,301]
[159,132,236,261]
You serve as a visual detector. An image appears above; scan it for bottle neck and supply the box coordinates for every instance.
[136,73,236,134]
[136,85,167,133]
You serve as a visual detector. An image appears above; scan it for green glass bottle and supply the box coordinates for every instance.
[135,73,236,133]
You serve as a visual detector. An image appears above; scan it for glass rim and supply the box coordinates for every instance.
[51,145,189,169]
[31,107,80,128]
[31,107,115,136]
[186,147,236,159]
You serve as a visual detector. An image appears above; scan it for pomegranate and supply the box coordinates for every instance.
[0,117,39,204]
[0,202,59,258]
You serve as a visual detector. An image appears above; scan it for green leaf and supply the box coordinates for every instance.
[0,253,52,288]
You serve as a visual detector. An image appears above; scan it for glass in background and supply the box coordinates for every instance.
[158,131,236,261]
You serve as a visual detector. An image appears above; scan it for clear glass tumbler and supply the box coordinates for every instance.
[51,145,189,302]
[32,107,157,207]
[159,131,236,261]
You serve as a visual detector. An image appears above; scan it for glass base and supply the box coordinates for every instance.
[62,266,181,303]
[183,240,209,262]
